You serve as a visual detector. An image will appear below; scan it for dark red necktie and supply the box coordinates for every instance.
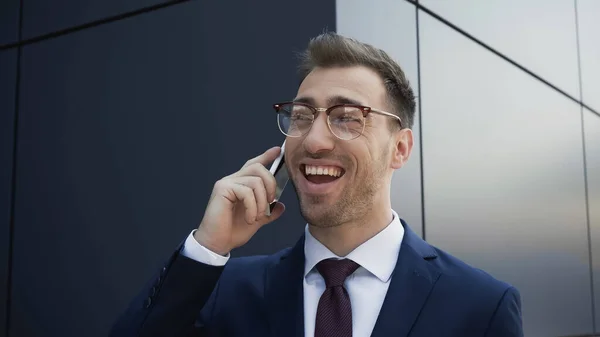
[314,258,360,337]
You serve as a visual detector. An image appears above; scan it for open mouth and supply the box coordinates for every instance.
[300,164,345,184]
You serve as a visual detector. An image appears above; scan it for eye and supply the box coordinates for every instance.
[338,114,361,122]
[290,113,312,121]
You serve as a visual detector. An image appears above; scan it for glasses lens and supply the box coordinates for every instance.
[328,106,365,140]
[277,103,314,137]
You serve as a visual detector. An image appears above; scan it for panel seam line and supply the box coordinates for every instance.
[406,0,599,117]
[5,0,24,334]
[0,0,191,51]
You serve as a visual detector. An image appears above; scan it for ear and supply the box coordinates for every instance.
[391,128,413,169]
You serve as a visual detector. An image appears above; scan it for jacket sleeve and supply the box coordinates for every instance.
[109,248,224,337]
[484,286,524,337]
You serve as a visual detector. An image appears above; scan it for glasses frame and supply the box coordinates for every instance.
[273,102,403,140]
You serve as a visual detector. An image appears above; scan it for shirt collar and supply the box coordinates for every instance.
[303,209,405,283]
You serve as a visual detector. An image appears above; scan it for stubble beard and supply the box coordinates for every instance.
[293,155,388,229]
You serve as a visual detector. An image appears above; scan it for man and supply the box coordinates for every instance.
[110,32,523,337]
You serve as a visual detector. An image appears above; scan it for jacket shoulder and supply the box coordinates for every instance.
[428,244,517,297]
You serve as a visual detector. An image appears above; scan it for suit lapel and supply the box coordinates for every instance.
[370,221,441,337]
[265,235,306,337]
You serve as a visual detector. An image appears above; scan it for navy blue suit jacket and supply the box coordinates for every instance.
[110,220,523,337]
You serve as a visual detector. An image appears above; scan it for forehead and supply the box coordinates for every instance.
[295,66,387,107]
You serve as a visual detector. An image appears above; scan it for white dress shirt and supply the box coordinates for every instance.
[181,209,405,337]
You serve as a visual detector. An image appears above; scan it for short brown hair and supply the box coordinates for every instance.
[297,31,416,130]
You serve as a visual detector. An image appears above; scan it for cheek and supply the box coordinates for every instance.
[284,138,299,154]
[285,139,302,163]
[349,150,374,179]
[356,145,388,178]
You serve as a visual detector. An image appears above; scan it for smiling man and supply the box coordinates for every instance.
[110,32,523,337]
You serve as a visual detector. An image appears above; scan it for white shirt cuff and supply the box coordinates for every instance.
[180,229,230,266]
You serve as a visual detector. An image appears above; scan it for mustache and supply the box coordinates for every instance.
[290,151,352,166]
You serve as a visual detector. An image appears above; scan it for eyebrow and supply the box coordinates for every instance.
[293,95,365,107]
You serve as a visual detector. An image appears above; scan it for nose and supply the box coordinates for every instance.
[302,112,335,155]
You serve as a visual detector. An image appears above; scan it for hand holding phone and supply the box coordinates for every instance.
[195,146,286,255]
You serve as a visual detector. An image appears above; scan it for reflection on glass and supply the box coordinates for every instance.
[421,0,580,99]
[420,13,593,337]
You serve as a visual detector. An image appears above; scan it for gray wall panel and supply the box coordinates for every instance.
[336,0,422,237]
[13,1,334,336]
[0,49,17,337]
[22,0,168,39]
[420,13,593,337]
[586,110,600,330]
[577,0,600,112]
[0,0,20,45]
[420,0,580,100]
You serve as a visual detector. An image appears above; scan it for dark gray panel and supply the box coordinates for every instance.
[420,0,580,101]
[577,0,600,112]
[0,49,17,337]
[21,0,167,39]
[420,13,593,337]
[336,0,423,238]
[586,111,600,330]
[0,0,20,45]
[13,1,335,336]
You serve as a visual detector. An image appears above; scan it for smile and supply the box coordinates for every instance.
[298,164,346,195]
[303,164,343,178]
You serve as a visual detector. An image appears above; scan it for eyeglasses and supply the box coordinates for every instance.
[273,102,403,140]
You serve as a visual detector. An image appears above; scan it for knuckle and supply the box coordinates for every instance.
[251,176,265,188]
[214,179,227,190]
[241,177,260,191]
[249,176,261,187]
[249,162,265,172]
[240,183,253,194]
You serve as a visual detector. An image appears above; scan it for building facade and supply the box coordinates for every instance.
[0,1,598,336]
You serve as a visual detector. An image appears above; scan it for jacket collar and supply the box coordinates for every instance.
[265,219,441,337]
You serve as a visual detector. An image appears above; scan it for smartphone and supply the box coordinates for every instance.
[266,140,289,216]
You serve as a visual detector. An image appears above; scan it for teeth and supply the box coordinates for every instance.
[304,165,342,177]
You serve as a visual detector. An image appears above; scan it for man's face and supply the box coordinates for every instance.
[284,65,399,227]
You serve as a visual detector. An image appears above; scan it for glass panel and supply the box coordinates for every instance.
[0,0,20,45]
[22,0,168,39]
[420,12,593,336]
[420,0,580,100]
[13,1,335,336]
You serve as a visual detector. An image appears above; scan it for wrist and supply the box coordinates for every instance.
[193,230,231,256]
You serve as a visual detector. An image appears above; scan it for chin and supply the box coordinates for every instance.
[298,196,349,228]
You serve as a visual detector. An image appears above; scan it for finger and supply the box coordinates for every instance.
[262,202,285,224]
[242,146,281,169]
[234,176,269,220]
[230,183,258,224]
[237,163,278,202]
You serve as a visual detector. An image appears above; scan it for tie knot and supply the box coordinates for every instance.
[316,258,360,288]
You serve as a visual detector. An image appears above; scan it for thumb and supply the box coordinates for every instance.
[262,202,285,224]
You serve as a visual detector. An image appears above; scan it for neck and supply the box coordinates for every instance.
[308,196,393,257]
